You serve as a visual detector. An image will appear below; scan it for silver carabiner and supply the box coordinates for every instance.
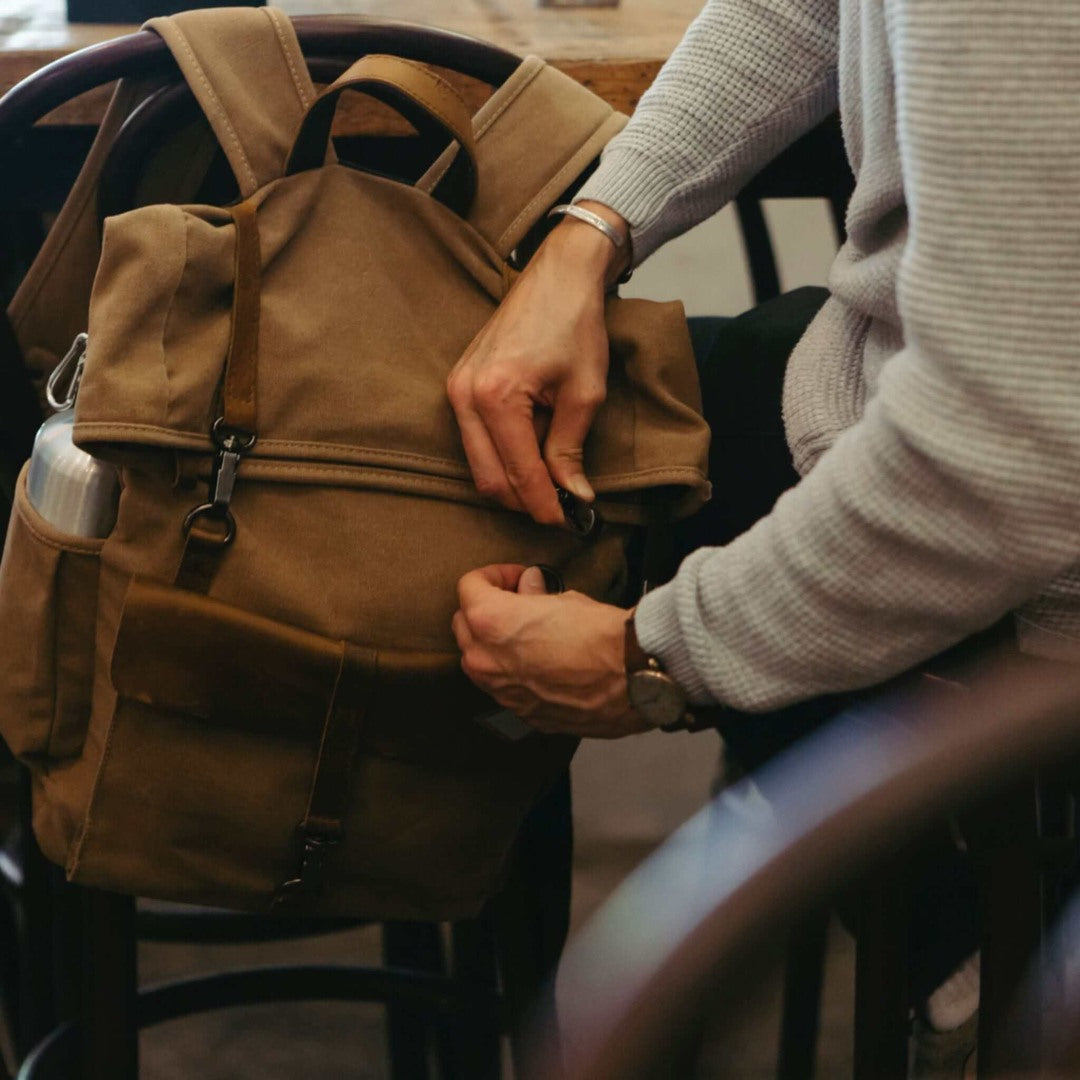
[45,333,88,412]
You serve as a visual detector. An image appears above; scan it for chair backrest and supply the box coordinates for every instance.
[0,17,520,142]
[533,649,1080,1079]
[734,112,853,303]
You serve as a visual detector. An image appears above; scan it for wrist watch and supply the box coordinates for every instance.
[624,614,694,731]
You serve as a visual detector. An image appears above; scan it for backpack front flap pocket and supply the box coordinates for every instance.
[69,575,355,909]
[0,464,104,765]
[68,575,574,918]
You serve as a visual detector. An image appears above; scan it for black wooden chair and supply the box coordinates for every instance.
[0,18,571,1080]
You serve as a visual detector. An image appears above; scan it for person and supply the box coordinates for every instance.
[449,0,1080,1064]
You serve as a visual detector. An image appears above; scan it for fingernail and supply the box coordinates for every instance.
[532,564,565,594]
[568,476,595,502]
[518,566,547,595]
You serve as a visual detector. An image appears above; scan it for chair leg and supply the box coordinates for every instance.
[0,891,17,1077]
[969,780,1043,1076]
[448,917,500,1080]
[492,772,573,1077]
[79,889,137,1080]
[777,910,829,1080]
[15,772,57,1060]
[383,920,442,1080]
[853,862,910,1080]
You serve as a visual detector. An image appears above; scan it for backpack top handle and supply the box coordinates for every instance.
[285,53,480,216]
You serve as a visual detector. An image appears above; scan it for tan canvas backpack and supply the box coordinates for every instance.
[0,7,709,918]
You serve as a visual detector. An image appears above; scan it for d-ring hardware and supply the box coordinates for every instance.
[181,418,257,545]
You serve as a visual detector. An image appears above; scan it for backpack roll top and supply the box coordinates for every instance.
[74,185,709,523]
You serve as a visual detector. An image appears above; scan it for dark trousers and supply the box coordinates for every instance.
[680,288,978,1002]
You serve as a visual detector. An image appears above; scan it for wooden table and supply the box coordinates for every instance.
[0,0,702,123]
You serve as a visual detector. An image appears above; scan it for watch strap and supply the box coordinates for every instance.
[624,611,652,675]
[625,613,699,732]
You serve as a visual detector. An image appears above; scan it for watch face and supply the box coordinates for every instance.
[628,669,687,728]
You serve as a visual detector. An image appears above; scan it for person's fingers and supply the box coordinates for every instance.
[447,368,526,511]
[457,564,526,611]
[532,407,552,447]
[481,396,565,525]
[516,565,548,595]
[451,609,473,651]
[456,408,526,512]
[543,378,603,503]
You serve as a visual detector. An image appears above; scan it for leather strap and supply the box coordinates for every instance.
[274,642,375,906]
[417,58,627,259]
[222,199,261,437]
[147,7,316,197]
[624,612,650,675]
[286,54,479,216]
[625,611,706,733]
[300,643,373,841]
[174,523,229,593]
[174,199,261,594]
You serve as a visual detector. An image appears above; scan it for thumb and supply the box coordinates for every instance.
[517,565,548,595]
[544,385,601,503]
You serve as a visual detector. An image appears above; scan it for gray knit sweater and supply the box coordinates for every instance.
[577,0,1080,710]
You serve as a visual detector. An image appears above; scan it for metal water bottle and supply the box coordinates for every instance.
[25,334,119,539]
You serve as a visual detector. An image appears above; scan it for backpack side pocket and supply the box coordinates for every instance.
[0,463,104,765]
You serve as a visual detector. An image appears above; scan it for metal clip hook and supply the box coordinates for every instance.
[45,333,88,412]
[555,486,599,537]
[182,418,256,546]
[272,829,340,907]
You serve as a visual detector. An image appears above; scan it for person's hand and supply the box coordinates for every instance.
[446,202,630,526]
[452,564,649,739]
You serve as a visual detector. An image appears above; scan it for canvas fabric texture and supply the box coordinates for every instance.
[0,7,709,917]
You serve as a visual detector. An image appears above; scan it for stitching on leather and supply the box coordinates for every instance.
[371,59,473,149]
[419,62,543,194]
[374,74,469,151]
[394,57,464,110]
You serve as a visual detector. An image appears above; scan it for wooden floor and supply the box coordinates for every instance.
[135,838,857,1079]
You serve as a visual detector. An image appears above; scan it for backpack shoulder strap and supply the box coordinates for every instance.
[10,7,312,379]
[419,57,627,259]
[145,6,316,197]
[9,76,169,384]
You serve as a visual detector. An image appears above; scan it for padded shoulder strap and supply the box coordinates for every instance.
[146,6,315,197]
[419,57,628,259]
[9,76,166,384]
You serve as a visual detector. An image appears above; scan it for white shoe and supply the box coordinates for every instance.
[925,952,980,1032]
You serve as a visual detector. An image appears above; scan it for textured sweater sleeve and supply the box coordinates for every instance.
[635,0,1080,711]
[575,0,839,263]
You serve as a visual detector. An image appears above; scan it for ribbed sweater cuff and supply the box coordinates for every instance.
[574,146,686,266]
[635,577,717,706]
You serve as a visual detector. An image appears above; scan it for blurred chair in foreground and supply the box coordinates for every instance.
[532,645,1080,1079]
